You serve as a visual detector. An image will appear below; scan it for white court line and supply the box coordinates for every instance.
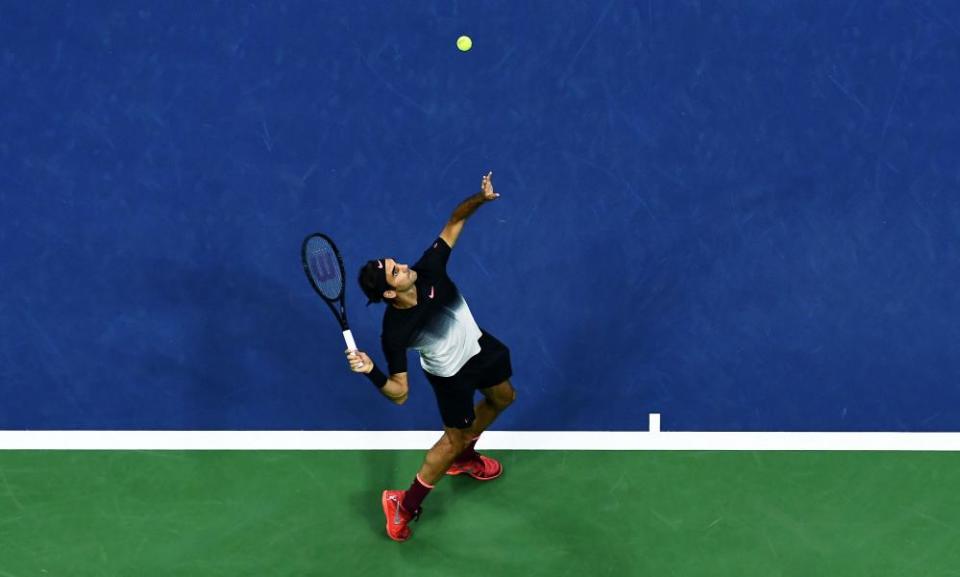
[1,431,960,451]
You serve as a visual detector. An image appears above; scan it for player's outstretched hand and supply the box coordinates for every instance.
[481,171,499,201]
[346,349,373,374]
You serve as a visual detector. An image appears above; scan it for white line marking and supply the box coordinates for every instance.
[1,431,960,451]
[649,413,661,433]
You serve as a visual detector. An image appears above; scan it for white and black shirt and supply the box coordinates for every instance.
[381,238,482,377]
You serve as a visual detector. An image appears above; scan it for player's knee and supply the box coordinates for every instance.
[488,382,515,411]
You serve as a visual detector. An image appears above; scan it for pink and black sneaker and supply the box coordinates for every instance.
[446,454,503,481]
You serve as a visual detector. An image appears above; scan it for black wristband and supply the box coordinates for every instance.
[365,365,388,389]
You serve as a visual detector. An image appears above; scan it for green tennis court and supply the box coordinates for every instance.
[1,450,957,576]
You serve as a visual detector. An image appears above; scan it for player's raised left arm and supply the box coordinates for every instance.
[440,171,500,248]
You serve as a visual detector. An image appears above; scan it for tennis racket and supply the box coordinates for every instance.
[301,233,357,351]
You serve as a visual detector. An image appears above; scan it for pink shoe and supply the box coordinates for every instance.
[446,454,503,481]
[381,490,419,542]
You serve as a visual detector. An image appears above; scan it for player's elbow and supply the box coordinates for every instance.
[387,383,409,405]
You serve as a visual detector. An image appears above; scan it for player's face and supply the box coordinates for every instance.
[385,258,417,291]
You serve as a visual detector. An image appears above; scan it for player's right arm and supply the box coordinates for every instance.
[346,349,409,405]
[439,171,499,249]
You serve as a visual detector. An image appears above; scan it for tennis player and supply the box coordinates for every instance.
[346,171,516,542]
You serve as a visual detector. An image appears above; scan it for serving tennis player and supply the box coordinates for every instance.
[346,171,516,542]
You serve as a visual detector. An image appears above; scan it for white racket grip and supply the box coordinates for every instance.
[342,330,357,352]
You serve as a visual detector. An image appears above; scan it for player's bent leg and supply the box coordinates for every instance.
[460,379,516,438]
[446,383,514,481]
[481,379,516,412]
[462,379,516,438]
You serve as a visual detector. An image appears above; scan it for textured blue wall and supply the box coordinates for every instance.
[1,2,958,431]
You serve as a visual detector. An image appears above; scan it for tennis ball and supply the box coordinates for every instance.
[457,35,472,52]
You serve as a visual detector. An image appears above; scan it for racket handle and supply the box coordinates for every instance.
[342,330,357,352]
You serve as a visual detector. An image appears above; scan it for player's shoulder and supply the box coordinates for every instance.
[421,237,451,261]
[420,236,450,254]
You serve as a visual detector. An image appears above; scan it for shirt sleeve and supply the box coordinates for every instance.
[382,334,408,375]
[417,237,452,276]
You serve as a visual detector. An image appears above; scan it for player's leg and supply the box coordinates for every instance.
[382,367,513,540]
[422,369,490,475]
[464,379,516,437]
[381,382,477,542]
[383,427,471,542]
[454,331,516,453]
[408,381,515,502]
[445,379,515,480]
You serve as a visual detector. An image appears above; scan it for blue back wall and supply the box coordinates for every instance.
[2,1,958,431]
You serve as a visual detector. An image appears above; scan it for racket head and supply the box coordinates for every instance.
[301,233,347,304]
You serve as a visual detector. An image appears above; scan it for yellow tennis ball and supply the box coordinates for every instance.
[457,35,472,52]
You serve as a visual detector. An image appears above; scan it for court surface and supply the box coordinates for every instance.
[1,450,957,576]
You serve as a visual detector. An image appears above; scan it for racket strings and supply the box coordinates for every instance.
[305,237,344,300]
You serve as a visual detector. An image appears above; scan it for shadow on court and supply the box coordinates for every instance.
[351,449,404,535]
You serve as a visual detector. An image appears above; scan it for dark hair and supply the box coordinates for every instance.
[358,259,391,305]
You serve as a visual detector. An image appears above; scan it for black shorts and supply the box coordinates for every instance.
[424,331,513,429]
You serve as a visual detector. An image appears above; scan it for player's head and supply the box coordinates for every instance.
[358,258,417,305]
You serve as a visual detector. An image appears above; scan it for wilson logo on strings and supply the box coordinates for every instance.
[311,252,337,282]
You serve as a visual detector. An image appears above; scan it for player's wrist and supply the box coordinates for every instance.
[364,364,388,388]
